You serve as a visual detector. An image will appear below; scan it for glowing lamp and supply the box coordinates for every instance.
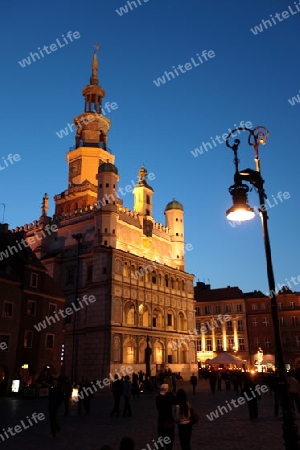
[226,183,255,222]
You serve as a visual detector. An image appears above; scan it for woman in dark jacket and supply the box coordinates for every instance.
[175,389,192,450]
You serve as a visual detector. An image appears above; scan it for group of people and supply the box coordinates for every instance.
[156,384,198,450]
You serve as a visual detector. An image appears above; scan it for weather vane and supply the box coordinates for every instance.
[94,44,100,52]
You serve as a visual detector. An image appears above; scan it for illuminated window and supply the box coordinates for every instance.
[154,341,163,364]
[226,321,233,332]
[217,339,222,351]
[24,330,33,348]
[125,303,135,325]
[206,339,212,351]
[238,338,245,351]
[263,317,269,327]
[228,338,234,350]
[196,340,201,351]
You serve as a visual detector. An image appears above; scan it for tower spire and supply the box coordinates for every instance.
[90,44,99,86]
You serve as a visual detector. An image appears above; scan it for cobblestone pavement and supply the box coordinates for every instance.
[0,379,298,450]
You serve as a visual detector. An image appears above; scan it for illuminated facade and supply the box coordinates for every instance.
[13,50,197,381]
[194,283,249,366]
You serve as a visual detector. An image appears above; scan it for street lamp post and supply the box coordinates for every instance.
[225,126,299,450]
[71,233,82,384]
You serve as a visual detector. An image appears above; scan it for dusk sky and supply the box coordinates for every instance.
[1,0,299,294]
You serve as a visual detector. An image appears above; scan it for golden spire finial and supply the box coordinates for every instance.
[90,45,100,85]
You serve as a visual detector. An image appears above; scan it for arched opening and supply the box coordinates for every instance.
[139,304,149,327]
[124,302,135,325]
[123,338,136,364]
[154,341,164,364]
[152,307,164,328]
[113,336,121,362]
[178,311,187,331]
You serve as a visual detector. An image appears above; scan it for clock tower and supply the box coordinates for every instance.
[54,47,114,216]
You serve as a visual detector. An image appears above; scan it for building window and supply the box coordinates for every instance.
[102,267,107,274]
[24,330,33,348]
[49,303,56,316]
[254,338,260,347]
[252,303,258,311]
[45,334,54,348]
[146,194,150,205]
[204,306,210,314]
[252,318,258,327]
[206,339,212,351]
[263,317,269,327]
[30,273,38,288]
[0,335,9,350]
[236,304,242,312]
[290,302,296,309]
[238,338,245,351]
[226,321,233,332]
[87,265,93,282]
[278,303,282,310]
[225,305,231,313]
[66,267,76,285]
[195,307,200,315]
[228,338,234,350]
[27,301,36,316]
[237,320,243,331]
[215,305,221,314]
[3,302,13,317]
[282,337,289,348]
[292,316,299,326]
[280,317,286,326]
[165,275,169,287]
[261,303,266,310]
[217,339,222,351]
[296,336,300,348]
[264,338,271,349]
[196,340,201,352]
[196,321,201,333]
[105,183,109,187]
[167,314,173,326]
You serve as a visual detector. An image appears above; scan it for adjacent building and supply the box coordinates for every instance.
[0,224,65,394]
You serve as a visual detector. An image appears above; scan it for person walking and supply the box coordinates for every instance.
[62,376,72,416]
[48,378,63,439]
[190,374,197,395]
[122,376,132,417]
[287,371,300,414]
[175,389,193,450]
[156,384,177,450]
[242,374,259,420]
[110,374,123,417]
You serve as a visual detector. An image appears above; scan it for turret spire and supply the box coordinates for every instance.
[90,44,99,86]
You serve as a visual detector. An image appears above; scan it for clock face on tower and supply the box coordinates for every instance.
[69,159,82,181]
